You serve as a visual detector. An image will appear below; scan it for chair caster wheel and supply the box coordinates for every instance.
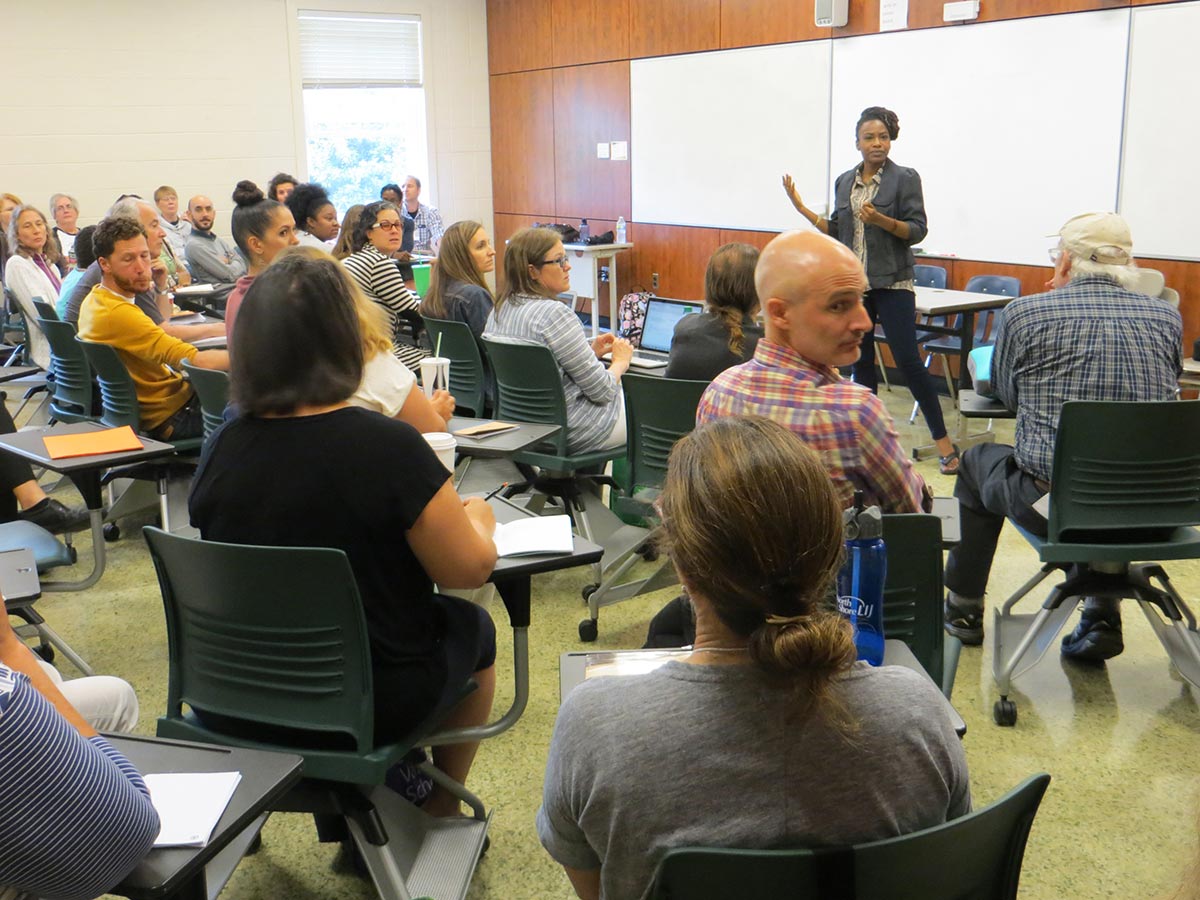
[578,618,598,642]
[103,523,120,542]
[581,583,598,602]
[637,545,659,562]
[993,698,1017,727]
[34,643,54,663]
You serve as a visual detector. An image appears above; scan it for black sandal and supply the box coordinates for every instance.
[939,446,961,476]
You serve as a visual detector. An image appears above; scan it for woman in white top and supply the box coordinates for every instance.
[5,205,62,320]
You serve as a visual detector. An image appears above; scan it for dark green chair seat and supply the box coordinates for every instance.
[38,318,95,424]
[423,316,489,417]
[181,360,230,439]
[648,774,1050,900]
[993,400,1200,726]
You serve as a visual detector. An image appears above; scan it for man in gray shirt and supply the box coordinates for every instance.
[184,195,246,285]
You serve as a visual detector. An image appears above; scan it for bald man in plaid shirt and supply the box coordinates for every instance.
[698,230,929,515]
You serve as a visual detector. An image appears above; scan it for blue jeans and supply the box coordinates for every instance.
[853,287,949,442]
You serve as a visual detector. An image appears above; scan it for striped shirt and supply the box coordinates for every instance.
[993,275,1182,481]
[698,339,926,513]
[484,294,620,453]
[0,664,159,900]
[342,244,428,372]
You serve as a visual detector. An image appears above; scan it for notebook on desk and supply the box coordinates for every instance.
[605,298,704,369]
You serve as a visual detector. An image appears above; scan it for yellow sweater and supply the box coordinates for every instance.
[78,284,197,431]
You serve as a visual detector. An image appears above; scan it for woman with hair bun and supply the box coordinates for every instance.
[224,180,299,337]
[284,182,339,248]
[538,415,970,900]
[783,105,958,475]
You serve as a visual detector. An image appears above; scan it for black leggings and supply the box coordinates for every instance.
[0,400,34,524]
[852,288,949,442]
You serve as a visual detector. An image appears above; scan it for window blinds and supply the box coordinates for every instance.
[297,10,422,87]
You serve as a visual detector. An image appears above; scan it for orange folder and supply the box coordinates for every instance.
[43,426,145,459]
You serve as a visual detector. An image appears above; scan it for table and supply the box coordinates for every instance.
[0,423,176,590]
[559,638,966,737]
[1180,357,1200,392]
[110,735,302,900]
[448,416,561,459]
[563,242,634,339]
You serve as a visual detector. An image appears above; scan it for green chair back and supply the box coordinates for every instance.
[145,527,406,783]
[76,337,140,430]
[32,299,59,322]
[620,373,708,503]
[481,337,571,456]
[38,318,94,424]
[648,774,1050,900]
[424,317,488,417]
[413,263,432,296]
[881,513,948,692]
[181,361,230,439]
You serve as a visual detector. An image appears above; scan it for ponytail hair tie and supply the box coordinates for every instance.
[765,614,806,626]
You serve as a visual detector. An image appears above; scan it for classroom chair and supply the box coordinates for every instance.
[577,374,708,642]
[2,526,91,674]
[481,337,627,583]
[146,528,492,900]
[647,774,1050,900]
[992,401,1200,727]
[2,286,29,366]
[31,299,58,322]
[422,317,489,417]
[38,318,94,425]
[180,361,230,440]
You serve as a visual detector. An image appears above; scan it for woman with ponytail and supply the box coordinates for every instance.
[538,415,970,900]
[664,242,763,381]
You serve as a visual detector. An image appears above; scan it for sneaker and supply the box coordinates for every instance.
[944,593,985,645]
[1061,612,1124,662]
[17,498,89,535]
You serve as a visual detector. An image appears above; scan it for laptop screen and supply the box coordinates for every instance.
[640,299,704,353]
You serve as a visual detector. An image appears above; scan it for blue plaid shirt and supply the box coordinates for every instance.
[993,275,1182,481]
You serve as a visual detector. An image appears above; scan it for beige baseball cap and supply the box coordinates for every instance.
[1053,212,1133,265]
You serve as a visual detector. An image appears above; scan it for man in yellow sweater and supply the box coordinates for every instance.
[78,217,229,440]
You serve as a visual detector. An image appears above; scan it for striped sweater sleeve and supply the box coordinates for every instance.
[0,666,159,900]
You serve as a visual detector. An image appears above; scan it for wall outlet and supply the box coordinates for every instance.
[652,272,660,290]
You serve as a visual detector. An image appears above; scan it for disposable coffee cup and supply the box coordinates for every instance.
[421,357,450,398]
[422,432,457,473]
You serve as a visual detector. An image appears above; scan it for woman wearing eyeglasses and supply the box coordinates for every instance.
[342,201,427,372]
[484,227,633,453]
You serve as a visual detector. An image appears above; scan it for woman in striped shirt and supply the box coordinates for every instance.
[484,227,632,454]
[342,201,427,373]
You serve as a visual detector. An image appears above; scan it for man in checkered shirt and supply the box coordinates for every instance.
[944,212,1182,660]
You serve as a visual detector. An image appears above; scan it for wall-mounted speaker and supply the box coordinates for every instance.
[815,0,849,27]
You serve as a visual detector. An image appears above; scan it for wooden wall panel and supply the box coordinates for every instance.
[720,0,823,48]
[551,0,629,66]
[628,0,720,59]
[553,62,632,222]
[491,213,546,292]
[490,71,556,216]
[487,0,553,75]
[1141,257,1200,349]
[835,0,1127,35]
[628,223,722,300]
[719,229,780,252]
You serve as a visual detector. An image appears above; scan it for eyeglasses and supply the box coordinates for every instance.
[1048,247,1063,264]
[537,255,569,269]
[372,220,402,232]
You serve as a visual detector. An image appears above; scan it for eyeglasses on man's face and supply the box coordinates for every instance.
[538,255,569,269]
[373,220,403,232]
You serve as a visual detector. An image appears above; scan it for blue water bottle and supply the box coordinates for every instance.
[837,491,887,666]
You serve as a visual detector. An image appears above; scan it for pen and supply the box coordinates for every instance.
[483,483,509,502]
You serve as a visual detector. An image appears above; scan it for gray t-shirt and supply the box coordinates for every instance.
[538,660,970,900]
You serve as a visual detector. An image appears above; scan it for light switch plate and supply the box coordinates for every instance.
[596,142,610,159]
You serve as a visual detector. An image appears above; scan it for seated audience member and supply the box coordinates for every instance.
[699,230,927,513]
[379,183,416,274]
[78,216,229,440]
[64,198,223,342]
[342,201,427,372]
[159,223,192,291]
[332,204,364,260]
[267,172,297,204]
[189,251,498,818]
[57,224,96,319]
[380,183,403,206]
[0,192,21,281]
[223,180,299,337]
[154,184,192,261]
[0,618,159,900]
[5,205,63,311]
[399,175,444,254]
[944,212,1182,657]
[538,415,970,900]
[284,183,339,249]
[0,402,87,534]
[49,193,81,270]
[285,246,455,429]
[419,219,496,339]
[185,194,247,285]
[664,242,764,381]
[484,227,633,454]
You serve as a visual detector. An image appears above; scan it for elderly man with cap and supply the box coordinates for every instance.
[943,212,1182,660]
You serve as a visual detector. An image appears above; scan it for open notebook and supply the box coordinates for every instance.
[493,515,573,557]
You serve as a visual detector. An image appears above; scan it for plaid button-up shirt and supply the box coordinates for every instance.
[697,339,927,513]
[403,202,445,254]
[994,274,1182,482]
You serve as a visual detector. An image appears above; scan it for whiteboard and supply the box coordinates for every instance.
[830,10,1129,267]
[631,42,832,232]
[1120,2,1200,261]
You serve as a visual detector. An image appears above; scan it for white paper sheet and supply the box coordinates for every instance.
[880,0,909,31]
[493,516,573,558]
[145,771,242,847]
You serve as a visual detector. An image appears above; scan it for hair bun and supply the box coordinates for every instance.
[232,180,265,207]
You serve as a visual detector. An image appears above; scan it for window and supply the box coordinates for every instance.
[297,10,429,216]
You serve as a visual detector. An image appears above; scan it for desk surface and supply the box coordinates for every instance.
[915,286,1018,315]
[449,416,561,458]
[562,242,633,253]
[487,495,604,581]
[110,734,302,900]
[0,423,176,475]
[958,389,1015,418]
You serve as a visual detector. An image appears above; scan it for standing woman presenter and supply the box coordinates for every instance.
[782,106,958,474]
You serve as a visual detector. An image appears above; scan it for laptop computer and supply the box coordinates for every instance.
[607,298,704,369]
